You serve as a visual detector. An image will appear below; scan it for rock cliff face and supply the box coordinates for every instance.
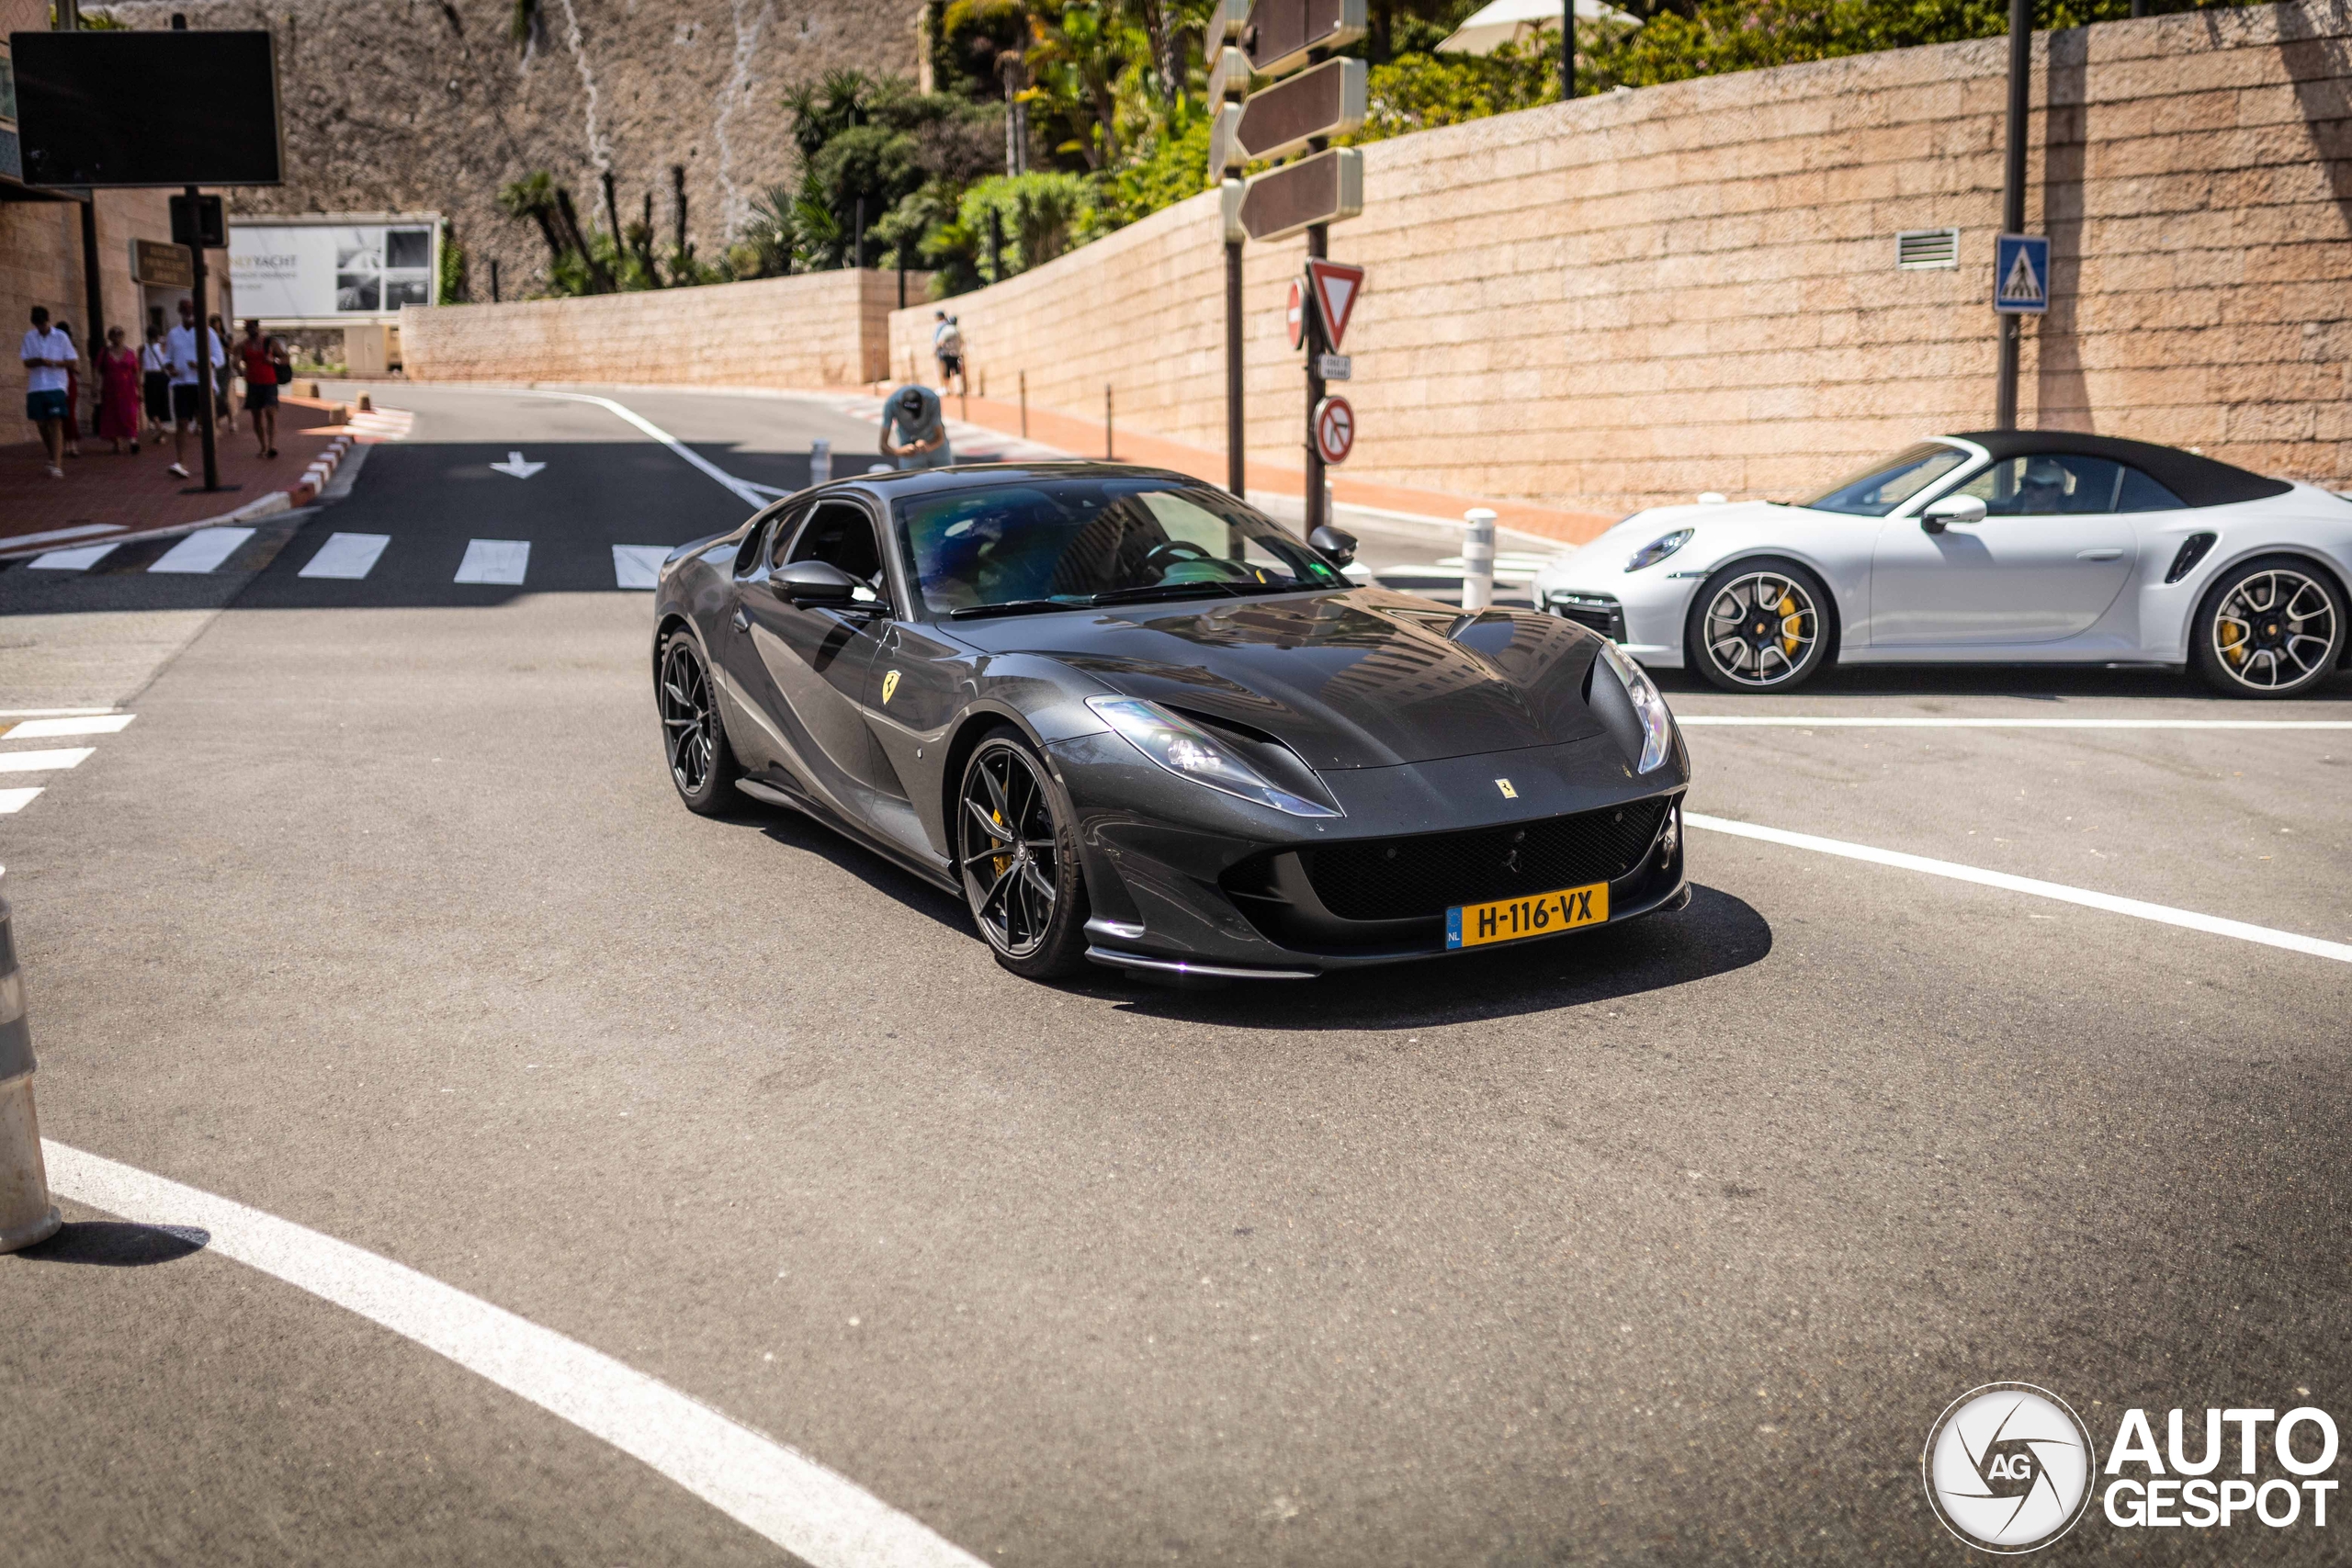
[101,0,916,299]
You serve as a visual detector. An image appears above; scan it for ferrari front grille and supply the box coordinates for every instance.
[1302,797,1672,922]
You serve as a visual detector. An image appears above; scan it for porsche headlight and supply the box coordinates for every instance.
[1594,638,1674,773]
[1086,697,1340,818]
[1624,528,1692,573]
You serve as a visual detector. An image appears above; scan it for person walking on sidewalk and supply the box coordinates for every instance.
[932,311,965,396]
[19,306,77,479]
[163,298,223,479]
[54,321,85,458]
[879,383,952,471]
[140,325,171,441]
[237,320,281,458]
[96,324,142,455]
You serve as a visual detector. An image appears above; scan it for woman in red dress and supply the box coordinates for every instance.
[96,324,142,454]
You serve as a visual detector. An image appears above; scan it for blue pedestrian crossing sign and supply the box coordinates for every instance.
[1995,232,2050,314]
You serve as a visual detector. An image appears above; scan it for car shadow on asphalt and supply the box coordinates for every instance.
[1082,883,1772,1027]
[11,1223,210,1268]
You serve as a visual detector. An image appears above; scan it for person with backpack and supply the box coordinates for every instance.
[932,310,965,396]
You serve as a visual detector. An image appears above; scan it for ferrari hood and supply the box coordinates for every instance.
[953,589,1609,769]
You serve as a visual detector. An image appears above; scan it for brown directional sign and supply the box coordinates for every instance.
[1235,58,1365,164]
[1244,0,1367,79]
[1238,147,1363,243]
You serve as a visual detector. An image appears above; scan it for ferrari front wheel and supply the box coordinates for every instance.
[2191,557,2346,698]
[658,629,741,815]
[957,728,1091,979]
[1687,558,1833,694]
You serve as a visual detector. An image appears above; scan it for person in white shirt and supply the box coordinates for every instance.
[163,297,224,479]
[20,305,78,479]
[140,326,171,440]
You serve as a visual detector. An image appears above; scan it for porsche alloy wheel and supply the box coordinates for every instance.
[2194,559,2346,698]
[1690,561,1832,693]
[957,731,1090,977]
[659,631,741,814]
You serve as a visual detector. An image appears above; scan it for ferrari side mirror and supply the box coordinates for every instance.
[1309,525,1358,566]
[772,559,861,606]
[1919,494,1987,535]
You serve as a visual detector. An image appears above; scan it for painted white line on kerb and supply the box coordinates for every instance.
[40,1143,988,1568]
[1678,716,2352,729]
[537,392,773,511]
[3,714,134,739]
[1684,812,2352,965]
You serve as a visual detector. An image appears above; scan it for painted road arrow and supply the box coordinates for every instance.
[1235,58,1364,164]
[1238,147,1363,243]
[489,451,548,479]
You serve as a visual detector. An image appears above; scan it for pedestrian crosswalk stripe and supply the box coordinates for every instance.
[613,545,668,590]
[0,788,42,815]
[150,527,257,574]
[300,532,392,580]
[455,538,531,585]
[1,715,134,739]
[0,748,94,773]
[30,542,122,571]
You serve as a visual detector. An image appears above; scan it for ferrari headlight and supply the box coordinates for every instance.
[1624,528,1692,573]
[1086,697,1340,818]
[1594,638,1674,773]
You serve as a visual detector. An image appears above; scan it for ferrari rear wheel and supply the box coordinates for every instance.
[1688,558,1833,693]
[957,728,1090,979]
[658,629,741,815]
[2192,557,2346,698]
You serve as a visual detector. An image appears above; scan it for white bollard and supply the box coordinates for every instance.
[0,875,60,1254]
[809,438,831,486]
[1462,507,1498,614]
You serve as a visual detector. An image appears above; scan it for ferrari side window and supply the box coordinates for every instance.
[787,502,888,600]
[737,503,800,577]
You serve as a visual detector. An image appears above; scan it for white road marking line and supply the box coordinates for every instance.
[40,1143,989,1568]
[300,532,393,581]
[2,714,135,739]
[0,748,94,773]
[613,546,669,591]
[1684,812,2352,965]
[1679,716,2352,729]
[0,787,42,814]
[0,707,119,718]
[5,522,125,549]
[534,392,771,511]
[455,538,531,586]
[149,526,257,574]
[29,542,121,571]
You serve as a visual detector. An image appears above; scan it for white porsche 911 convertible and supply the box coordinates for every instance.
[1530,432,2352,697]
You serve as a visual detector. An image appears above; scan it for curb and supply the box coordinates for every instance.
[0,408,356,563]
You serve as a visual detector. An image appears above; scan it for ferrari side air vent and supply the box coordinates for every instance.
[2165,533,2218,584]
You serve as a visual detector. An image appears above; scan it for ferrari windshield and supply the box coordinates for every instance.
[1799,442,1972,515]
[895,477,1349,616]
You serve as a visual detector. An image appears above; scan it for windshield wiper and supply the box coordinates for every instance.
[947,598,1081,620]
[1082,582,1246,607]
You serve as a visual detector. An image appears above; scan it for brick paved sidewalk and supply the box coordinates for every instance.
[0,395,351,553]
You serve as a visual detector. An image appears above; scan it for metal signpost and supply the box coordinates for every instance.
[1994,0,2031,430]
[1222,0,1367,537]
[169,189,227,491]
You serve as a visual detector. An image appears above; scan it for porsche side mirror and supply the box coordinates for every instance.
[772,559,861,606]
[1919,494,1988,535]
[1309,525,1358,566]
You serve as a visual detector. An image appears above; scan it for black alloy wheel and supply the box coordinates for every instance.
[1687,558,1834,693]
[956,729,1090,978]
[658,630,741,815]
[2192,557,2346,698]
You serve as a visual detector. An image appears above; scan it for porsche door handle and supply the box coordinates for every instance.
[2075,547,2123,561]
[731,608,752,632]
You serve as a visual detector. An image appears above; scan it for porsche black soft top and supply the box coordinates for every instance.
[1943,430,2292,508]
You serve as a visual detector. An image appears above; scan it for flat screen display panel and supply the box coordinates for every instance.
[10,30,281,187]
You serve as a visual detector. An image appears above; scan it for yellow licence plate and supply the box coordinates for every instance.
[1446,882,1609,949]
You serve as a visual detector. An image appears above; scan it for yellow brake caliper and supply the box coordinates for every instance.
[992,809,1011,881]
[1778,594,1802,659]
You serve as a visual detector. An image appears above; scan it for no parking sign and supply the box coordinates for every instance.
[1314,396,1354,465]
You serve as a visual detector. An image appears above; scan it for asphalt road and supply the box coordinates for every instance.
[1,383,2346,1565]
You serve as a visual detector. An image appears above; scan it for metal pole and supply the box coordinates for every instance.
[1305,223,1328,538]
[1562,0,1575,100]
[78,198,105,432]
[1226,238,1245,495]
[187,186,220,491]
[490,256,502,302]
[1996,0,2031,431]
[1019,370,1028,439]
[1104,383,1114,460]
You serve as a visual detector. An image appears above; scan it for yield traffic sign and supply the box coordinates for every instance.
[1314,396,1354,465]
[1995,232,2050,314]
[1304,258,1364,349]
